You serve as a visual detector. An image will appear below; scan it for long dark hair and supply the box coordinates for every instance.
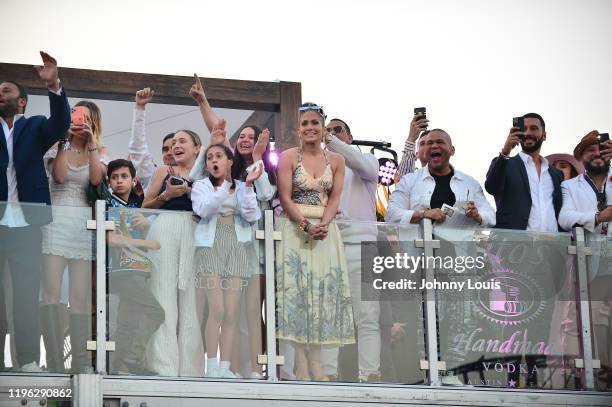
[231,125,277,186]
[205,143,235,188]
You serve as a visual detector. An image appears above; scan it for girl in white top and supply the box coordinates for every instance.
[191,144,262,378]
[41,100,108,373]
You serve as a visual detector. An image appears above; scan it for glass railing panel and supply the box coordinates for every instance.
[0,201,95,374]
[105,205,267,379]
[583,232,612,392]
[275,217,426,384]
[433,225,583,390]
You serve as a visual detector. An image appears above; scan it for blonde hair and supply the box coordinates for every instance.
[73,100,103,148]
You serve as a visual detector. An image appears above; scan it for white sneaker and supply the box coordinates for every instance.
[20,362,44,373]
[249,371,264,379]
[218,367,237,379]
[206,366,222,378]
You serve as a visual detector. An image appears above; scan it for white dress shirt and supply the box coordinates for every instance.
[559,173,612,278]
[0,114,28,228]
[385,165,495,227]
[518,151,558,233]
[559,173,611,234]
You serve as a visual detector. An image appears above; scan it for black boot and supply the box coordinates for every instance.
[69,314,92,374]
[40,304,67,372]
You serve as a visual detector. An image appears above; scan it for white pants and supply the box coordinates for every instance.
[145,213,205,376]
[321,243,380,377]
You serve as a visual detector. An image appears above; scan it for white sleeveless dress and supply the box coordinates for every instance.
[42,149,103,261]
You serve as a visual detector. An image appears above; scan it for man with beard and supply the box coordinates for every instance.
[559,131,612,389]
[387,129,495,226]
[485,113,564,231]
[485,113,564,388]
[0,52,70,371]
[386,129,495,385]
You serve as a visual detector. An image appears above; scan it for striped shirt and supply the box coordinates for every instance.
[396,139,418,180]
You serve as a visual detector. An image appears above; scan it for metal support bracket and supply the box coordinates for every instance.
[86,220,115,231]
[420,360,447,371]
[415,239,440,249]
[573,227,597,390]
[258,354,285,366]
[574,358,601,369]
[87,340,115,352]
[255,229,283,241]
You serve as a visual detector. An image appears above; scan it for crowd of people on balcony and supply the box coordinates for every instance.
[0,53,610,390]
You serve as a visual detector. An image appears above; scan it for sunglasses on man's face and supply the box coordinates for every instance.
[326,126,344,134]
[301,119,321,127]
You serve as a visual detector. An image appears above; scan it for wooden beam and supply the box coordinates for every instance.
[277,81,301,150]
[0,63,282,111]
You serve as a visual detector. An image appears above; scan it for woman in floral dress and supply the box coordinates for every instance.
[275,103,354,381]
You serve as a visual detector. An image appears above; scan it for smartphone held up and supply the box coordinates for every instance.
[513,117,526,141]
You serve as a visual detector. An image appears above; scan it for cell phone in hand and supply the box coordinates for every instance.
[513,117,525,141]
[512,117,525,132]
[599,133,610,143]
[71,106,88,126]
[169,176,185,186]
[599,133,610,150]
[414,107,426,121]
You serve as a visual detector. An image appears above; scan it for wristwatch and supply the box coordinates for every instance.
[58,139,70,151]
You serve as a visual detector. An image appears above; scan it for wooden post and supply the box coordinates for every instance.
[277,81,301,151]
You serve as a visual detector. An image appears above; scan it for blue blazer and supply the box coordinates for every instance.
[485,154,564,231]
[0,90,71,226]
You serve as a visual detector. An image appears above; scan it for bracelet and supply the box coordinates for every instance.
[87,146,98,152]
[155,192,169,202]
[297,218,312,232]
[499,150,510,160]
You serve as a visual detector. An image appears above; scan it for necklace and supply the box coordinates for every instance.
[69,147,82,154]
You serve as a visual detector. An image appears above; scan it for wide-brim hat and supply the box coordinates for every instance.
[545,153,584,175]
[572,130,599,159]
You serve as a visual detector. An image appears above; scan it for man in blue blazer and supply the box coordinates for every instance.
[485,113,564,232]
[484,113,564,388]
[0,52,70,371]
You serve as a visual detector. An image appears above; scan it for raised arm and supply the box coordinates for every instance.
[485,128,522,195]
[249,128,277,201]
[128,88,157,187]
[189,73,221,133]
[36,52,70,151]
[396,114,428,179]
[326,135,378,183]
